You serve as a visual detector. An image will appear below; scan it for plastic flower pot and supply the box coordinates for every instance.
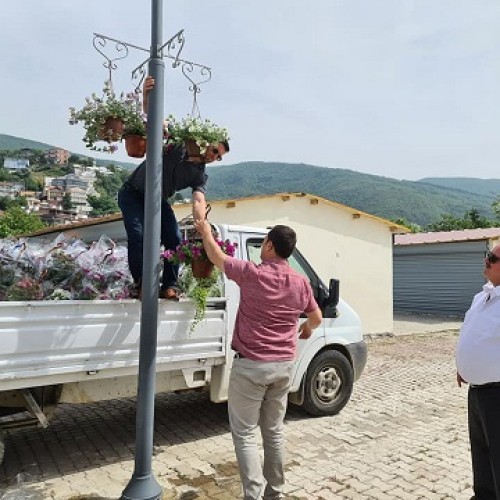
[98,117,125,143]
[125,135,147,158]
[191,259,214,279]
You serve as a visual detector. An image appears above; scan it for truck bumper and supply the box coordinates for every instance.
[347,340,367,381]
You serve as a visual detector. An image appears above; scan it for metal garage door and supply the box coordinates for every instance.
[393,240,488,316]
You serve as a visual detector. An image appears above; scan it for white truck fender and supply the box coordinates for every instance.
[290,336,327,393]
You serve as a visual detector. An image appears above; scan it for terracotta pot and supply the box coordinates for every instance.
[125,135,147,158]
[184,138,203,161]
[191,259,214,279]
[99,117,125,143]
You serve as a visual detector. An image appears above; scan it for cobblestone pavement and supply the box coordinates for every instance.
[0,331,473,499]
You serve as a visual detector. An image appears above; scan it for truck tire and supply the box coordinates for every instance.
[302,350,354,417]
[0,430,4,464]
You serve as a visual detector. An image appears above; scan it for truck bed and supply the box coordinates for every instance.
[0,298,228,391]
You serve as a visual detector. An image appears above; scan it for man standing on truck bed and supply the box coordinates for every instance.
[194,220,322,500]
[118,75,230,300]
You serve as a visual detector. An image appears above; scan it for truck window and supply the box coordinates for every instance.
[246,238,315,282]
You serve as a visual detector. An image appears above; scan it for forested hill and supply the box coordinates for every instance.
[1,134,497,226]
[419,177,500,198]
[205,162,496,226]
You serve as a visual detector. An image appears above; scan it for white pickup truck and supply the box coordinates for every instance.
[0,224,367,462]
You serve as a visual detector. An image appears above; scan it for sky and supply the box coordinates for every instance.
[2,0,500,181]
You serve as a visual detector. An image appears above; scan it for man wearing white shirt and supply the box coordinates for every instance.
[456,245,500,500]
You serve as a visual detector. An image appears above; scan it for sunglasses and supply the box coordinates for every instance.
[212,147,222,161]
[485,250,500,264]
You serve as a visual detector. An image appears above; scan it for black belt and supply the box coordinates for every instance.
[234,352,245,359]
[471,382,500,389]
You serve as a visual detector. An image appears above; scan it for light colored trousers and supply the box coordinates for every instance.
[228,357,294,500]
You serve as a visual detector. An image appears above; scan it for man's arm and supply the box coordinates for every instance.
[299,307,323,339]
[193,218,227,271]
[192,191,207,222]
[142,76,154,114]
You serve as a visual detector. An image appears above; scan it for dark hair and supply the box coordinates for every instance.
[220,140,230,152]
[267,225,296,258]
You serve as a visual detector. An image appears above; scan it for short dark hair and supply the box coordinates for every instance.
[220,140,230,152]
[267,225,296,258]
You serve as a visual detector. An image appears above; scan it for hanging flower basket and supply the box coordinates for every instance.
[125,135,147,158]
[191,258,214,279]
[98,117,125,143]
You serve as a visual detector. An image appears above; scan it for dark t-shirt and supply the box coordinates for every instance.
[125,144,208,198]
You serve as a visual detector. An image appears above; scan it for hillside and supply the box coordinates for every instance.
[0,133,137,170]
[0,134,54,151]
[205,162,495,226]
[419,177,500,198]
[1,134,497,226]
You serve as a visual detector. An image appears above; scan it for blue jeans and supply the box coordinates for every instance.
[118,183,180,290]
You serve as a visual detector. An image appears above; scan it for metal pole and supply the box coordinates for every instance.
[121,0,164,498]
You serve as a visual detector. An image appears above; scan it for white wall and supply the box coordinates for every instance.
[173,195,395,334]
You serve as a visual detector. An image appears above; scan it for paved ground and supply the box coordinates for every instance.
[0,324,473,499]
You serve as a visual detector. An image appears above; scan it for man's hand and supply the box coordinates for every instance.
[457,372,467,388]
[299,321,313,339]
[194,218,212,238]
[142,76,154,113]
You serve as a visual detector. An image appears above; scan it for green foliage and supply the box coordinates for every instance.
[426,209,494,231]
[166,115,229,154]
[87,194,119,216]
[69,81,144,152]
[204,162,496,226]
[391,218,422,233]
[62,193,74,211]
[0,206,45,237]
[178,266,222,334]
[0,196,27,211]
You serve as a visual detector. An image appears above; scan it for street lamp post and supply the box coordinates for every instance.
[90,1,213,499]
[121,1,164,497]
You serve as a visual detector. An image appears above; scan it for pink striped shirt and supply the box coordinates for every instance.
[224,256,318,361]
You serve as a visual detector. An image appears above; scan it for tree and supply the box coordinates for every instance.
[426,209,494,232]
[62,193,74,210]
[391,217,421,233]
[87,194,119,216]
[0,206,45,237]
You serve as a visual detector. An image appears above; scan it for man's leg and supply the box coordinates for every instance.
[228,359,267,500]
[160,200,181,291]
[469,387,497,500]
[260,361,294,500]
[118,186,144,289]
[476,387,500,499]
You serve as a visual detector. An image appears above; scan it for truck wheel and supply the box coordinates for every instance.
[302,350,354,417]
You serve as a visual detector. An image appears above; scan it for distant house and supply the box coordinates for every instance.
[3,158,29,172]
[44,148,70,165]
[394,228,500,316]
[0,181,25,198]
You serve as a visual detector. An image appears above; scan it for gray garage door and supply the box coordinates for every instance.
[393,240,488,316]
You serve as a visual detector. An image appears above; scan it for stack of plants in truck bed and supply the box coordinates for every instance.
[0,234,135,301]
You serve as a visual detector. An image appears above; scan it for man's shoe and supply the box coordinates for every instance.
[160,288,179,301]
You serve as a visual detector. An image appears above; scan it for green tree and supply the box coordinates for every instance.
[0,206,45,237]
[62,193,74,210]
[391,217,421,233]
[87,194,119,216]
[426,209,494,232]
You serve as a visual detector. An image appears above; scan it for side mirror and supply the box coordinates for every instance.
[324,278,339,316]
